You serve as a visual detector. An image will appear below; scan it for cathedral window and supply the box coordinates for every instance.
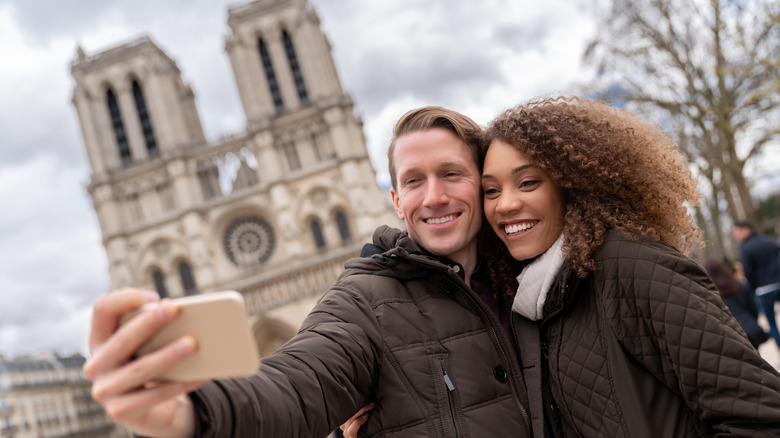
[310,219,326,250]
[282,30,309,105]
[178,261,196,295]
[223,216,276,268]
[310,133,323,162]
[156,183,176,212]
[258,38,284,113]
[283,142,301,171]
[335,210,352,244]
[197,161,222,200]
[127,192,144,222]
[107,89,131,165]
[152,269,167,298]
[132,80,158,157]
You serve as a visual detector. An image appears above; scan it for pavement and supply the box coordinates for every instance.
[757,313,780,370]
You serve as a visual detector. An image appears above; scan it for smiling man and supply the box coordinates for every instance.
[389,118,483,284]
[84,107,540,438]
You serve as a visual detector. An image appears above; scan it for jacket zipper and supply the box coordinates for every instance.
[460,280,532,436]
[440,360,460,437]
[409,258,532,436]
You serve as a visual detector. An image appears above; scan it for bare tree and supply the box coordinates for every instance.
[584,0,780,257]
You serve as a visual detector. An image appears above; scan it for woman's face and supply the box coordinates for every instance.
[481,139,564,261]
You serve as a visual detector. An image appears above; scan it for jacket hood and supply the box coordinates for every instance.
[341,225,455,282]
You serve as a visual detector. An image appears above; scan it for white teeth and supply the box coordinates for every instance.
[505,221,537,235]
[426,214,456,225]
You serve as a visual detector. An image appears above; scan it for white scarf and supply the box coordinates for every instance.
[511,234,565,321]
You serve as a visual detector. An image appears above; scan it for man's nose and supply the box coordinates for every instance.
[423,179,449,206]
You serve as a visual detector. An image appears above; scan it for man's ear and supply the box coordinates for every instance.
[390,188,404,221]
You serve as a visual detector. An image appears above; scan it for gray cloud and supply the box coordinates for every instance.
[0,0,602,357]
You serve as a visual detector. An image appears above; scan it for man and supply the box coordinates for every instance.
[733,220,780,351]
[84,107,539,437]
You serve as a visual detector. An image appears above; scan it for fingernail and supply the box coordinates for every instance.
[176,336,197,356]
[154,303,176,321]
[143,291,160,302]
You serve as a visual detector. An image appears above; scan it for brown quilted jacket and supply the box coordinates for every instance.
[516,230,780,437]
[190,225,535,438]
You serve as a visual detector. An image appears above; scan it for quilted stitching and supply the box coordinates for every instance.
[544,232,780,437]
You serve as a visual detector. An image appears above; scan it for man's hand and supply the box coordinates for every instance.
[339,402,374,438]
[83,288,205,438]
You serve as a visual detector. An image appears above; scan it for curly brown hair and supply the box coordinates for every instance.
[480,96,701,297]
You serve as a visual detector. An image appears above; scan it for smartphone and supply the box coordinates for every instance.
[120,290,260,381]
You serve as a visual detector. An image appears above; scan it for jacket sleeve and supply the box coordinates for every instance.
[603,239,780,436]
[189,282,382,438]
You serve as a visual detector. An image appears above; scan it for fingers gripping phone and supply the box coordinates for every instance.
[120,290,260,381]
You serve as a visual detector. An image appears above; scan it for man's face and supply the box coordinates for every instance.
[390,129,482,268]
[732,225,750,243]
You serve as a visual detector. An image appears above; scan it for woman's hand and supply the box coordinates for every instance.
[83,288,205,438]
[339,402,375,438]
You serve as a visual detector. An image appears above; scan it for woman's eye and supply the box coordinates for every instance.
[483,187,499,197]
[520,180,540,189]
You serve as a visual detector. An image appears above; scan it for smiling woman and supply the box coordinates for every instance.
[481,139,564,263]
[478,96,780,436]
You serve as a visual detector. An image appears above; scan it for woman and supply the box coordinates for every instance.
[480,96,780,436]
[703,258,769,349]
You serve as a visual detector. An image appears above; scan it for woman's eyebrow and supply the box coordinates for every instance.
[481,164,534,181]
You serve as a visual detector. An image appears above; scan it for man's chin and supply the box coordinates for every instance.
[419,240,462,259]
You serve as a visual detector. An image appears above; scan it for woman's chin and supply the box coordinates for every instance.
[508,246,545,262]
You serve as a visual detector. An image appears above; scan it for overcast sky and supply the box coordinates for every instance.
[5,0,772,359]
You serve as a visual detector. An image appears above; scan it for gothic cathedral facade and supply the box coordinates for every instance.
[70,0,400,357]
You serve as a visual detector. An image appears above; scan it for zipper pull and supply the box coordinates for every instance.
[443,370,455,391]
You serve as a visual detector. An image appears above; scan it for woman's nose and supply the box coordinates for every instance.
[495,191,521,213]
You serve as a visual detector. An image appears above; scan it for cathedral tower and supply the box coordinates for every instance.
[70,0,399,356]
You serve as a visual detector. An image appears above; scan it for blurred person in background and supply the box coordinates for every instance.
[733,220,780,351]
[704,258,770,349]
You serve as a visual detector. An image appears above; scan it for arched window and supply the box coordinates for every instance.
[132,80,158,157]
[282,30,309,105]
[152,269,167,298]
[284,142,301,171]
[310,219,326,250]
[107,89,131,165]
[258,38,284,113]
[335,211,352,243]
[179,261,196,295]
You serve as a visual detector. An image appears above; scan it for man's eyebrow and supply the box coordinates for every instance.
[481,164,534,180]
[400,160,469,176]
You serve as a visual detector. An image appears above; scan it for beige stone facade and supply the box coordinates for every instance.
[70,0,400,356]
[0,353,131,438]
